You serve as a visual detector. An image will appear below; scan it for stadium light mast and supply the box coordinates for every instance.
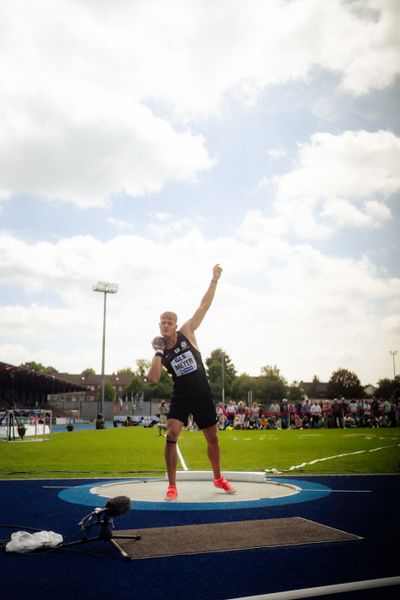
[389,350,397,379]
[221,351,225,405]
[93,282,119,418]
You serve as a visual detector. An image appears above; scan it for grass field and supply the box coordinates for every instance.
[0,427,399,479]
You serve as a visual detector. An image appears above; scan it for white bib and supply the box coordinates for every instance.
[170,351,198,377]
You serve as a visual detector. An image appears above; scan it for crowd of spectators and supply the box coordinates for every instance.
[216,397,400,430]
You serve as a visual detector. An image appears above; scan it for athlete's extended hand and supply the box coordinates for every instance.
[212,264,223,281]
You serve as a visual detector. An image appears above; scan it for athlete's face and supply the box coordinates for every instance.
[159,317,177,338]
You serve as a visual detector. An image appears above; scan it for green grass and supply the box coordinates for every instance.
[0,427,399,479]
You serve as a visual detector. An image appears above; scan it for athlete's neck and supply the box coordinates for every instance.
[165,332,178,349]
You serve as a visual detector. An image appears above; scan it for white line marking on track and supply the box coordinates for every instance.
[176,443,188,471]
[265,443,400,474]
[229,575,400,599]
[41,485,73,488]
[302,489,371,493]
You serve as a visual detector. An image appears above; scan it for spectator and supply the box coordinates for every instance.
[310,401,322,428]
[293,412,303,429]
[331,398,343,428]
[288,401,296,419]
[269,400,280,415]
[233,414,242,429]
[217,402,226,420]
[363,400,373,427]
[395,399,400,427]
[371,398,381,427]
[349,399,359,425]
[295,400,303,418]
[280,399,289,429]
[249,402,261,429]
[323,401,333,428]
[225,401,237,427]
[344,413,356,428]
[302,400,311,418]
[159,400,169,425]
[382,399,391,427]
[237,401,247,428]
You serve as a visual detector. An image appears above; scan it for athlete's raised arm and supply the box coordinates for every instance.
[180,264,222,341]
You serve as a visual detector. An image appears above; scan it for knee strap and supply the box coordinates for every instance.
[166,439,177,444]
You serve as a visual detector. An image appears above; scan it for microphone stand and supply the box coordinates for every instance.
[62,508,141,561]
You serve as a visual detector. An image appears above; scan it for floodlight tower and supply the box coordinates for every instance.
[93,282,119,418]
[221,351,225,405]
[389,350,397,378]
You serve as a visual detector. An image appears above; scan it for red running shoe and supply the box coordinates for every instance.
[213,476,236,494]
[164,485,178,501]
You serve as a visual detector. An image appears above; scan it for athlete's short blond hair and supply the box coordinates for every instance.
[160,311,178,323]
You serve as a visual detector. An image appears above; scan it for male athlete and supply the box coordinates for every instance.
[147,264,236,501]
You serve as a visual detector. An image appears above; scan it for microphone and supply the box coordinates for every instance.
[104,496,131,517]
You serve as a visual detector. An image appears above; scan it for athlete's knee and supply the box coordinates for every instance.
[204,429,219,447]
[166,429,180,443]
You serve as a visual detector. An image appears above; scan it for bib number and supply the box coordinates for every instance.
[171,351,198,377]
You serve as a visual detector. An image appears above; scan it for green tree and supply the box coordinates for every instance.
[117,367,134,377]
[124,373,144,398]
[20,361,59,375]
[374,376,400,400]
[81,368,96,378]
[258,365,287,403]
[230,373,254,403]
[287,382,304,402]
[136,359,151,378]
[95,379,115,403]
[206,348,237,401]
[147,369,173,399]
[327,368,363,399]
[20,361,46,373]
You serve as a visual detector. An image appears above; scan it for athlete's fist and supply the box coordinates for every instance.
[212,264,223,281]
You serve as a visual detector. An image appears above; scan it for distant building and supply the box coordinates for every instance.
[58,372,133,402]
[0,362,87,408]
[301,381,329,399]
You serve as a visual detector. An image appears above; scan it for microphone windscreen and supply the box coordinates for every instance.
[105,495,131,516]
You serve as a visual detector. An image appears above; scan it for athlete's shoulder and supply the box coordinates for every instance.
[178,325,199,350]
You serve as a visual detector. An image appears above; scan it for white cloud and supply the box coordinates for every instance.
[0,99,213,207]
[107,217,133,231]
[0,223,398,384]
[269,129,400,238]
[146,212,205,240]
[321,198,391,228]
[268,148,287,160]
[334,0,400,95]
[0,1,399,207]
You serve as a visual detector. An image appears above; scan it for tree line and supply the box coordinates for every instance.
[19,351,400,404]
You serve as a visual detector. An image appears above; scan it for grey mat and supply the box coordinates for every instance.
[113,517,361,560]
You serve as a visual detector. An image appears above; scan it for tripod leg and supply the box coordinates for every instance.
[110,538,132,561]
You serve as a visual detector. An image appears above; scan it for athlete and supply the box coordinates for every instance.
[147,264,236,501]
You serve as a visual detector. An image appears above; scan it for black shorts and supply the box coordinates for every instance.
[167,392,218,430]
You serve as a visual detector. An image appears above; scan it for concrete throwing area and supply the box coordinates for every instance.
[90,471,300,504]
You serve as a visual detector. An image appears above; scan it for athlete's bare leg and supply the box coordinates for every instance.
[165,418,184,486]
[202,424,221,480]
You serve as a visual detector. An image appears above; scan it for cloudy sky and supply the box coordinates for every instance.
[1,0,399,386]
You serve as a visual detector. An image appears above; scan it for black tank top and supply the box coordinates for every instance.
[162,331,211,398]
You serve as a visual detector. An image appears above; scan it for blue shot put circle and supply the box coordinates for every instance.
[58,476,331,511]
